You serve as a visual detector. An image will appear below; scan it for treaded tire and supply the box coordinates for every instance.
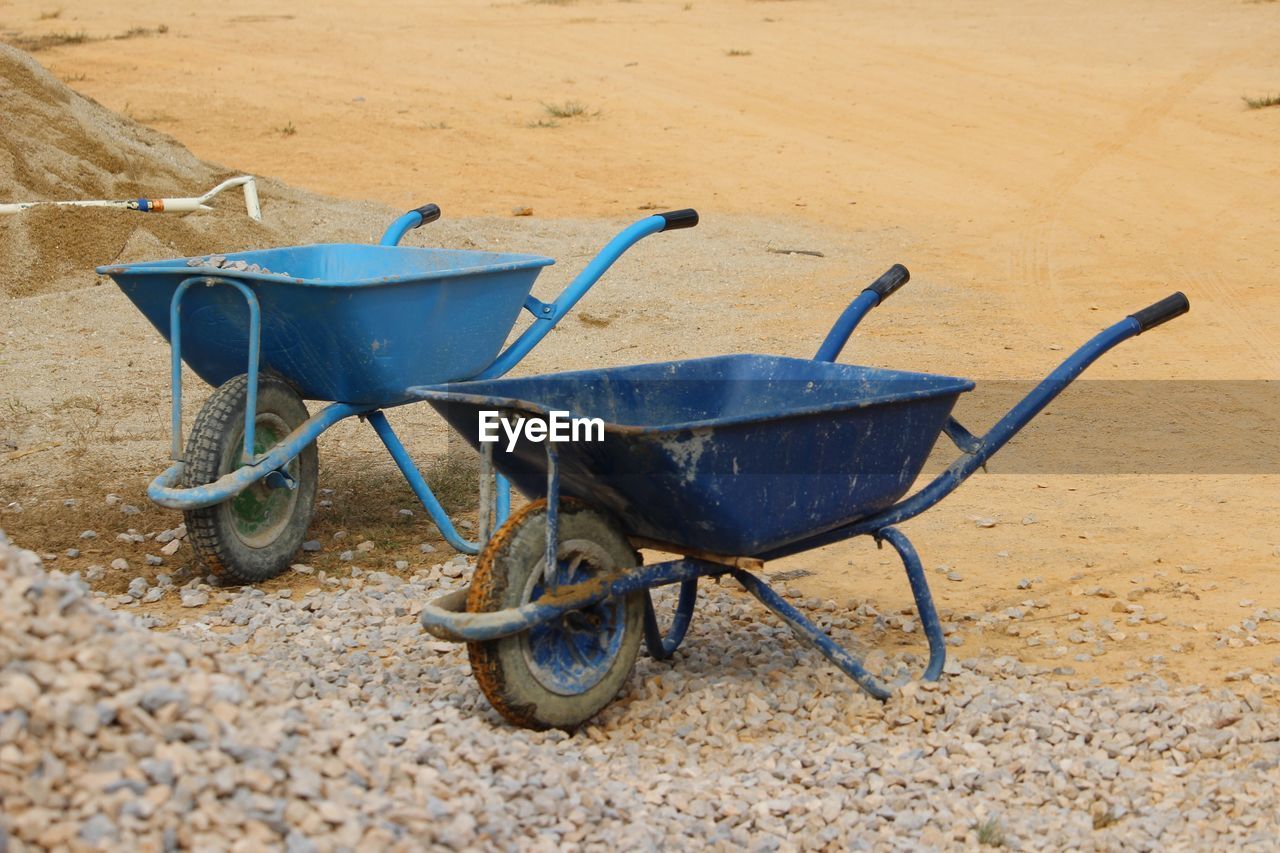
[467,499,644,730]
[182,373,317,584]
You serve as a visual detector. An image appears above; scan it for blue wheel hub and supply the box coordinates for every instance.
[521,543,626,696]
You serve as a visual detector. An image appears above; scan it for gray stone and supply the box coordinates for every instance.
[79,814,117,844]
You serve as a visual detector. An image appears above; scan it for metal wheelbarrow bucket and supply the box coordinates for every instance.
[107,241,554,406]
[420,355,974,555]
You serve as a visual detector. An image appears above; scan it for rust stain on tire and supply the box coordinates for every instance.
[466,499,552,730]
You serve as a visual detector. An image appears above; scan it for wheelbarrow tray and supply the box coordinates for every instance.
[99,244,554,405]
[415,354,974,555]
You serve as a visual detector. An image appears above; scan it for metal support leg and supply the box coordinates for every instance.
[544,445,561,589]
[478,443,494,545]
[730,527,945,699]
[496,474,511,526]
[874,526,946,682]
[643,579,698,660]
[169,276,261,465]
[365,410,479,555]
[730,568,893,700]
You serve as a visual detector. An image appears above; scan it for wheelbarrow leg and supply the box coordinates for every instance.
[730,525,945,698]
[365,410,480,555]
[873,526,946,682]
[496,473,512,526]
[728,568,893,700]
[642,579,698,660]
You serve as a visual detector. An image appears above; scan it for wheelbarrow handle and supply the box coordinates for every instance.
[1129,291,1189,334]
[768,291,1193,559]
[379,203,442,246]
[814,264,911,362]
[475,207,699,379]
[658,209,699,231]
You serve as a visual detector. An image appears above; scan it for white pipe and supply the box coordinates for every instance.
[0,176,262,222]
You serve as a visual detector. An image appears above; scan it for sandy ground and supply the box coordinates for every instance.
[2,0,1280,689]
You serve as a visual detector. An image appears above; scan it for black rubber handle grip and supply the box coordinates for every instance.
[865,264,910,304]
[657,209,698,231]
[1128,291,1189,333]
[411,204,441,227]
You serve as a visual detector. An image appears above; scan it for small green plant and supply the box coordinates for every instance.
[725,48,753,57]
[278,122,297,136]
[426,120,450,130]
[1243,93,1280,110]
[542,100,592,118]
[38,8,63,19]
[976,817,1006,848]
[527,118,560,128]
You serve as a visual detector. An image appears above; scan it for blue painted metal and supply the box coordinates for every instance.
[365,410,479,555]
[544,445,561,589]
[874,526,945,681]
[729,567,892,700]
[642,579,698,660]
[478,443,494,544]
[420,556,712,642]
[168,276,262,464]
[475,215,669,380]
[379,210,425,247]
[941,416,982,454]
[100,245,555,405]
[496,474,512,526]
[109,211,685,550]
[415,354,974,555]
[423,296,1190,707]
[524,553,628,694]
[148,401,369,509]
[814,289,881,362]
[760,317,1145,560]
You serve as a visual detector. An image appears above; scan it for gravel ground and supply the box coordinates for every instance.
[4,531,1280,850]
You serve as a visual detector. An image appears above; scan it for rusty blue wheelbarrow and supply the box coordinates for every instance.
[97,206,699,584]
[413,266,1190,729]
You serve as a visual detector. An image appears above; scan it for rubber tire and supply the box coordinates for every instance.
[467,499,644,730]
[182,373,317,584]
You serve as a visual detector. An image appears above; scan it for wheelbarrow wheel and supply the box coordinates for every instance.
[182,373,318,585]
[467,499,644,730]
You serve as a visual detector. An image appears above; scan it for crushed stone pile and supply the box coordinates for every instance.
[0,44,388,300]
[0,44,216,206]
[0,44,245,298]
[4,528,1280,849]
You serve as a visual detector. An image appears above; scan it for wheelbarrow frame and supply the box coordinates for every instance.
[100,206,699,555]
[417,265,1190,700]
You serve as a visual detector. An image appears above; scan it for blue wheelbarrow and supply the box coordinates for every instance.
[97,205,699,584]
[413,266,1190,729]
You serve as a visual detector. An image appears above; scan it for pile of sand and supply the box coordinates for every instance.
[0,45,309,299]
